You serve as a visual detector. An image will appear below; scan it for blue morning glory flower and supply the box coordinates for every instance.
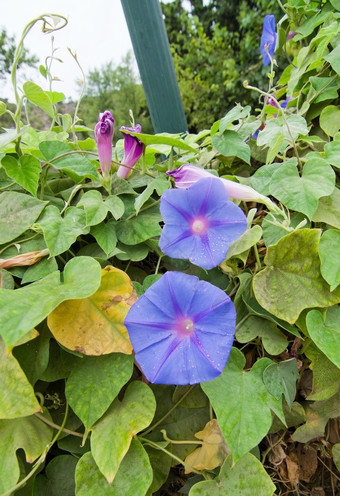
[260,14,277,66]
[159,177,247,270]
[124,271,236,385]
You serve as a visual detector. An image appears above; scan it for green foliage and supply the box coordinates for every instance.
[202,348,285,462]
[253,229,340,323]
[161,0,282,131]
[76,440,153,496]
[189,453,275,496]
[91,381,156,483]
[1,2,340,495]
[65,353,134,429]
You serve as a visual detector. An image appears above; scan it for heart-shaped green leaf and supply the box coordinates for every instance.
[0,412,53,493]
[77,190,109,226]
[0,257,101,348]
[0,337,41,418]
[201,348,285,461]
[91,381,156,484]
[253,229,340,323]
[39,141,99,181]
[212,131,250,164]
[36,205,89,257]
[263,359,299,407]
[0,191,46,244]
[269,154,335,219]
[189,453,275,496]
[76,439,153,496]
[66,353,134,429]
[306,306,340,369]
[319,229,340,290]
[1,155,41,196]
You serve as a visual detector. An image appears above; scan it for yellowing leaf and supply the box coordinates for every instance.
[48,266,137,355]
[184,419,230,473]
[0,337,41,419]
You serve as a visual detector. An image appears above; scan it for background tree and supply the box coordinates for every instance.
[78,52,152,140]
[0,27,38,79]
[161,0,282,131]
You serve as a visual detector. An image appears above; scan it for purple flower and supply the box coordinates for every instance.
[124,271,236,385]
[159,177,247,270]
[266,96,293,117]
[94,111,114,176]
[117,124,144,179]
[260,15,277,66]
[167,164,264,202]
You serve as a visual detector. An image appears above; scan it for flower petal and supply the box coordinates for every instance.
[124,272,236,385]
[144,336,225,385]
[260,14,277,66]
[159,177,247,269]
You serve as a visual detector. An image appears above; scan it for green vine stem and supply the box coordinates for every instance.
[41,149,156,179]
[161,429,202,445]
[142,385,196,436]
[11,14,68,154]
[243,81,303,171]
[34,412,83,438]
[68,48,86,144]
[138,436,205,477]
[124,200,160,221]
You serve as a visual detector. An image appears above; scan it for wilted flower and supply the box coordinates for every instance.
[117,124,144,179]
[159,176,247,269]
[94,110,114,176]
[260,14,277,66]
[124,271,236,385]
[167,164,264,202]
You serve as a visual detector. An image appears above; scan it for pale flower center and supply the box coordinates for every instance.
[191,218,208,235]
[177,318,195,336]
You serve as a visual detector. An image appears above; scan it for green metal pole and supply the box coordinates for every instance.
[121,0,188,134]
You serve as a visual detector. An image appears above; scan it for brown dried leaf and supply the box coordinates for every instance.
[0,249,49,269]
[268,443,286,466]
[297,444,318,482]
[285,455,300,486]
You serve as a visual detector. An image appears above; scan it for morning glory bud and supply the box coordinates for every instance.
[167,164,265,202]
[260,15,277,66]
[117,124,144,179]
[94,110,114,176]
[287,30,296,41]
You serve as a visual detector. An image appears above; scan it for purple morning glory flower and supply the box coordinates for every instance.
[116,124,144,179]
[94,110,114,176]
[124,271,236,385]
[260,15,277,66]
[159,177,247,270]
[167,164,264,202]
[266,96,293,117]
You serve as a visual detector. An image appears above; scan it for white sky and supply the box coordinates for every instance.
[0,0,135,101]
